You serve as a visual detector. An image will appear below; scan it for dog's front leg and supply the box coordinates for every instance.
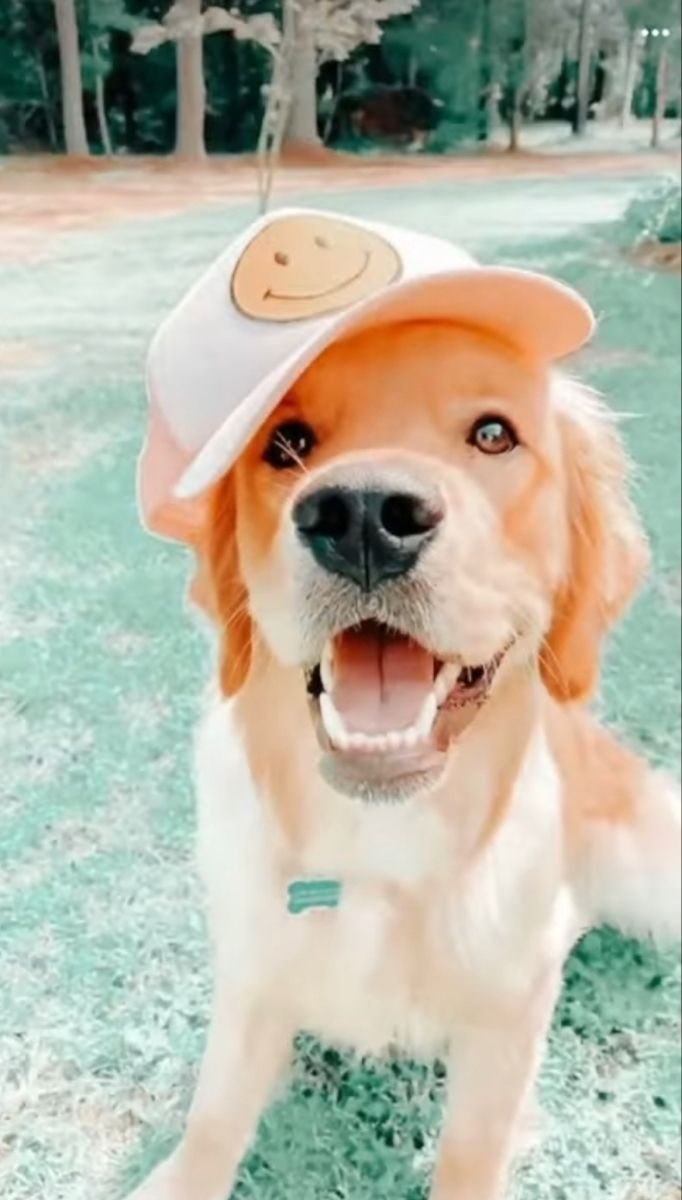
[127,976,292,1200]
[430,973,560,1200]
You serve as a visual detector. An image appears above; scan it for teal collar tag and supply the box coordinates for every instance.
[288,879,343,915]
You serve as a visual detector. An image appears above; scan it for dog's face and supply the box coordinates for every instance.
[201,322,647,802]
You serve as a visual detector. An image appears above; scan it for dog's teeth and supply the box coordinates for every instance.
[319,693,348,747]
[434,663,460,705]
[347,733,371,753]
[324,695,438,756]
[358,733,379,753]
[320,642,335,693]
[414,692,438,740]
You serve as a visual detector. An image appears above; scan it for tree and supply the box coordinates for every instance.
[249,0,420,207]
[493,0,574,151]
[0,1,61,151]
[619,1,646,125]
[379,0,485,148]
[175,0,205,158]
[3,0,679,160]
[90,33,113,152]
[502,0,527,150]
[476,0,495,141]
[641,1,682,147]
[565,0,639,133]
[279,0,421,151]
[573,0,593,134]
[285,0,319,145]
[53,0,89,153]
[81,0,139,155]
[133,0,206,159]
[132,2,280,160]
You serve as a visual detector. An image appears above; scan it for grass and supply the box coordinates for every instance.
[0,173,680,1200]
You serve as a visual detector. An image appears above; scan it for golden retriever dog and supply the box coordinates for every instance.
[130,212,680,1200]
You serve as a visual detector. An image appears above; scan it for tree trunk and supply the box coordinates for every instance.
[257,52,292,214]
[321,62,343,144]
[477,0,494,142]
[121,70,137,150]
[620,25,641,127]
[283,1,320,148]
[652,45,669,149]
[93,38,113,155]
[35,50,58,151]
[507,0,527,153]
[508,97,523,151]
[175,0,206,160]
[53,0,89,155]
[573,0,593,135]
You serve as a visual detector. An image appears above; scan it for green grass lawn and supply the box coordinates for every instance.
[0,175,680,1200]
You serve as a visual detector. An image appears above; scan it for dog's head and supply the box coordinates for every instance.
[195,321,647,802]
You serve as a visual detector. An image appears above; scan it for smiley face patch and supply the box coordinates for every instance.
[232,214,402,322]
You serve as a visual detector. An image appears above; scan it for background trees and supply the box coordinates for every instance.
[130,1,281,160]
[0,0,679,156]
[53,0,89,153]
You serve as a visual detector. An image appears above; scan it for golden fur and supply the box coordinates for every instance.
[129,322,679,1200]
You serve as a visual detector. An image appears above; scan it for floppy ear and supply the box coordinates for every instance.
[540,379,650,703]
[197,472,253,698]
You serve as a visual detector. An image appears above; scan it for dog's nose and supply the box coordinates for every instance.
[293,486,444,590]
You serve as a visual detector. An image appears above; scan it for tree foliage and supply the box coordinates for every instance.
[0,0,679,155]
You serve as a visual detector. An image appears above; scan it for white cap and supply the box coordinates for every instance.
[138,207,595,542]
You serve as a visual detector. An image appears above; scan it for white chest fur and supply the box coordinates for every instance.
[195,697,573,1056]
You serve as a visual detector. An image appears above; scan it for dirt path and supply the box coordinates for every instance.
[1,149,678,263]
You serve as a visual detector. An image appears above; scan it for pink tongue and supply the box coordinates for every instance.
[331,627,434,735]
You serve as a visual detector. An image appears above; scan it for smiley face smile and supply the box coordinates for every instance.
[264,250,372,304]
[232,215,402,321]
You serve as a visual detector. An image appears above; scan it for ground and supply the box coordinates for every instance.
[0,157,680,1200]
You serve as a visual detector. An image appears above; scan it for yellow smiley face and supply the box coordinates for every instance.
[232,215,402,322]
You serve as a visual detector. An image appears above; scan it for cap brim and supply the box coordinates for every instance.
[176,266,594,500]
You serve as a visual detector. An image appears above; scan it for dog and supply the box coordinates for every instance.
[130,210,681,1200]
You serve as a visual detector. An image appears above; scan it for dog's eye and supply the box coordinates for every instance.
[264,420,317,469]
[469,416,518,456]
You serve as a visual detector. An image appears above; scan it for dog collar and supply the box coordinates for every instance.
[288,879,343,915]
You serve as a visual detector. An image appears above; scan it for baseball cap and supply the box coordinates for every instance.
[138,207,595,542]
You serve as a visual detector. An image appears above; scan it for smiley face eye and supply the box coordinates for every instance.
[469,416,518,456]
[274,251,290,266]
[264,420,318,470]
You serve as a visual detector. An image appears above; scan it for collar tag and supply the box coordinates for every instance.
[288,879,343,915]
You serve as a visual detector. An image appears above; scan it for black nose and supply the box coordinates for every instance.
[293,486,444,591]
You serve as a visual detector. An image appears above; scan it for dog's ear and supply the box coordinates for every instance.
[540,380,649,703]
[197,472,253,698]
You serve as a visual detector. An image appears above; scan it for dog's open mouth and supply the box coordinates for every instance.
[305,621,505,798]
